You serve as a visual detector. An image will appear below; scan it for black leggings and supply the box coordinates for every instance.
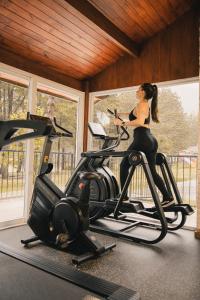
[120,127,171,201]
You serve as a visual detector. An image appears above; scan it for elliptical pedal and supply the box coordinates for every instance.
[162,204,194,215]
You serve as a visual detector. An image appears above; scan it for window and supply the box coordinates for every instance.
[89,80,199,227]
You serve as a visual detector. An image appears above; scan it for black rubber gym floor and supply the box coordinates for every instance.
[0,225,200,300]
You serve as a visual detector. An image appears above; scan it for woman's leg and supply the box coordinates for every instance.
[120,141,137,199]
[146,151,174,207]
[147,154,171,199]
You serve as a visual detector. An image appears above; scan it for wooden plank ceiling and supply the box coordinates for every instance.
[0,0,197,81]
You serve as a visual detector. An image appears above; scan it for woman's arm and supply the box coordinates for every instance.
[117,112,130,116]
[114,103,149,128]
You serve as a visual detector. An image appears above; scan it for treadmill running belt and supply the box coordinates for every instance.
[0,242,139,300]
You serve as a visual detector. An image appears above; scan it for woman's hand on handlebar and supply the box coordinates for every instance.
[114,118,122,126]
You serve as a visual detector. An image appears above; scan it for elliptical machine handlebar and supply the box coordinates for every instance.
[107,109,129,141]
[87,109,130,153]
[92,136,121,153]
[92,127,125,153]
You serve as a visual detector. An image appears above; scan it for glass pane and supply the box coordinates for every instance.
[35,91,78,190]
[0,80,28,222]
[91,82,199,227]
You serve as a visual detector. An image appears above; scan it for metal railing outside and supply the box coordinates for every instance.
[0,150,75,199]
[110,155,197,207]
[34,150,75,190]
[0,150,25,199]
[0,151,198,207]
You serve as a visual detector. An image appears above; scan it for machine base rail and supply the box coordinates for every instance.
[144,203,194,230]
[89,217,167,245]
[21,232,116,266]
[89,198,194,235]
[89,200,195,242]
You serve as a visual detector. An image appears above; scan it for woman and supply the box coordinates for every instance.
[114,83,174,208]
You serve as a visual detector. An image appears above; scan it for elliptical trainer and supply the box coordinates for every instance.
[65,109,194,244]
[64,113,130,221]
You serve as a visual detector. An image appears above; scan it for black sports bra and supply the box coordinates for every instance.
[129,107,150,124]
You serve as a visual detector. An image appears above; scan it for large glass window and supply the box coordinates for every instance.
[90,81,199,227]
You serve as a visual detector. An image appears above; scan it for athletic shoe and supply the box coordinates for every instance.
[122,195,129,201]
[161,199,175,208]
[146,199,175,212]
[116,195,129,201]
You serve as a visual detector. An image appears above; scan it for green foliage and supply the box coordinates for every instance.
[151,89,198,154]
[0,80,28,120]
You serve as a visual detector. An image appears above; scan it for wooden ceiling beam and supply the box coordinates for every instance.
[64,0,140,57]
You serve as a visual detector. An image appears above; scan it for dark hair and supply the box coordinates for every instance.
[141,83,159,123]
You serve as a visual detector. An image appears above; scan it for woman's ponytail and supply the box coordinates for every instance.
[141,83,159,123]
[151,85,159,123]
